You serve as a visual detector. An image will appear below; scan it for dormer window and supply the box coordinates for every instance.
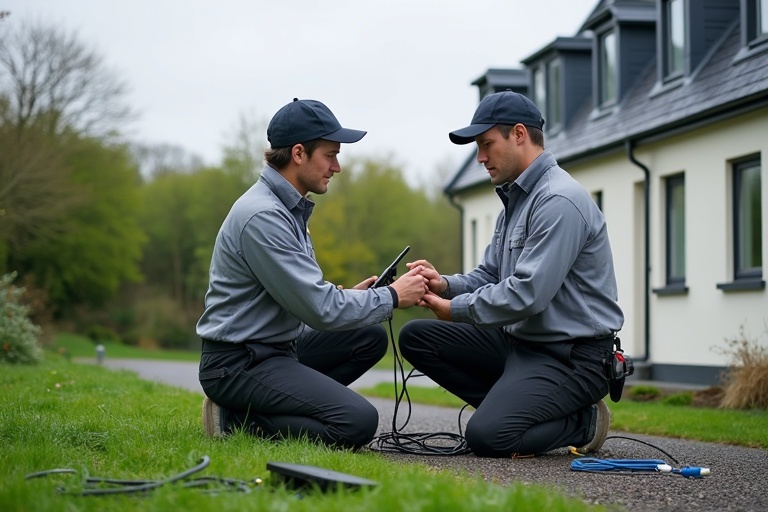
[530,59,563,133]
[598,30,617,106]
[522,37,592,133]
[664,0,686,79]
[737,0,768,58]
[546,59,563,131]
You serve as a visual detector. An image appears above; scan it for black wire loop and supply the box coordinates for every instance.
[367,319,472,456]
[24,456,258,495]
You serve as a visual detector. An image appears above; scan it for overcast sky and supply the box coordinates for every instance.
[3,0,597,186]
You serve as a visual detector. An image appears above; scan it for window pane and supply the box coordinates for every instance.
[600,31,617,104]
[592,190,603,211]
[533,67,546,122]
[667,176,686,282]
[667,0,685,76]
[761,0,768,35]
[737,163,762,274]
[547,59,561,129]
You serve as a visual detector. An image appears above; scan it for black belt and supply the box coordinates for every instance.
[201,338,294,352]
[201,339,245,352]
[572,336,617,349]
[511,334,616,346]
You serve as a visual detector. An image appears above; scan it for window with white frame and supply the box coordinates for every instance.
[733,158,762,280]
[760,0,768,36]
[664,0,685,78]
[665,174,686,285]
[599,30,617,106]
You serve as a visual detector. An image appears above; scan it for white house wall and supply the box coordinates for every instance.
[561,151,644,360]
[632,109,768,369]
[456,182,503,273]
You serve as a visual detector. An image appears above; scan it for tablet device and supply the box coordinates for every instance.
[371,246,410,288]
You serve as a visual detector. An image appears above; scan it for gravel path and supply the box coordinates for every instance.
[90,358,768,512]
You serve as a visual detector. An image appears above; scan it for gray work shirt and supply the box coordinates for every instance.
[445,151,624,342]
[196,165,394,344]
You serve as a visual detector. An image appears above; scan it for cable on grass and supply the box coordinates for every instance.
[25,456,262,495]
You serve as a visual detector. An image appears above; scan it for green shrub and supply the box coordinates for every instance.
[628,385,660,401]
[86,324,121,343]
[0,272,43,365]
[130,295,197,349]
[662,391,693,406]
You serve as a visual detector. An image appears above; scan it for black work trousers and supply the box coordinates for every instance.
[399,319,612,457]
[199,324,387,449]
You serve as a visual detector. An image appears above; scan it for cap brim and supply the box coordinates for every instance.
[322,127,367,144]
[448,123,496,145]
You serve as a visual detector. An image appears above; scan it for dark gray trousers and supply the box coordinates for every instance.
[199,324,387,449]
[398,319,612,457]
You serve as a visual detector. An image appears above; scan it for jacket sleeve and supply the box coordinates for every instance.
[240,209,394,330]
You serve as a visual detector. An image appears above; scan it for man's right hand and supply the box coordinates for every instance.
[406,259,448,296]
[390,266,428,308]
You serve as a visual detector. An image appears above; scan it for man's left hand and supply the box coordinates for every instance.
[419,291,452,321]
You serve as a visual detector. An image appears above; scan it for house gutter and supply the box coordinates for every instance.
[625,139,650,363]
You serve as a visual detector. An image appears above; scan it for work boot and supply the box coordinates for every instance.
[574,399,611,454]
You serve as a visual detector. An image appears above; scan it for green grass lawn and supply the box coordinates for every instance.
[1,355,602,512]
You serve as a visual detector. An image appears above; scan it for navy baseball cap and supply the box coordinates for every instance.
[449,91,545,145]
[267,98,367,148]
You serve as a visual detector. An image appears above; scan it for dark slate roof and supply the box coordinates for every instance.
[446,20,768,195]
[580,0,657,30]
[520,36,594,65]
[471,68,529,89]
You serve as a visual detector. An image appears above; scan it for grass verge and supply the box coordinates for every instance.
[52,331,408,369]
[1,355,602,512]
[52,332,200,361]
[359,383,768,449]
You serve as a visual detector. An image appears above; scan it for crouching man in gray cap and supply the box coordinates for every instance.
[400,91,624,457]
[197,98,427,449]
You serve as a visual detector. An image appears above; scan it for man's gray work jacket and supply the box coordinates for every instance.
[196,165,394,344]
[445,151,624,342]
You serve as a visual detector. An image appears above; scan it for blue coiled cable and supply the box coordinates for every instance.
[571,457,710,478]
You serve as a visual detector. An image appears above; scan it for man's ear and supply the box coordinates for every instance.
[291,144,304,164]
[514,124,528,143]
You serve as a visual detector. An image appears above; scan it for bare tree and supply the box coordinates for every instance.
[220,108,267,184]
[0,20,134,270]
[130,142,205,180]
[0,118,82,250]
[0,20,134,138]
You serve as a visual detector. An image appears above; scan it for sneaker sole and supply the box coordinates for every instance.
[202,397,223,438]
[573,399,612,454]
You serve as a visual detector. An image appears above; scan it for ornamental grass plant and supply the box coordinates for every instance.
[716,325,768,410]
